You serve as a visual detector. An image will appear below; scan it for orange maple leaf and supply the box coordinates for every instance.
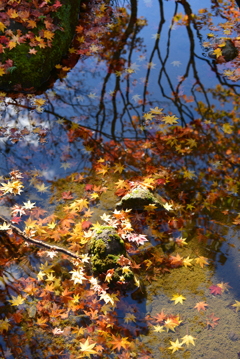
[109,335,131,351]
[194,301,208,312]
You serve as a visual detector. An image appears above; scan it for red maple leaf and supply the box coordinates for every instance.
[81,220,92,230]
[85,184,93,191]
[53,0,62,9]
[61,191,73,200]
[209,285,222,295]
[11,216,22,224]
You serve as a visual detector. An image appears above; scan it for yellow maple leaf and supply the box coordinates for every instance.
[90,192,99,199]
[152,324,165,332]
[23,200,36,209]
[36,317,48,328]
[164,318,179,332]
[70,268,86,285]
[8,295,26,306]
[163,202,173,211]
[0,67,5,77]
[113,163,125,173]
[0,221,11,231]
[182,256,193,267]
[232,300,240,312]
[79,338,97,357]
[33,98,46,107]
[69,198,89,212]
[34,183,49,193]
[181,334,196,347]
[99,292,119,305]
[195,256,209,268]
[162,115,178,125]
[124,313,136,323]
[150,106,163,114]
[8,9,18,18]
[222,123,233,134]
[183,169,195,179]
[141,177,155,189]
[8,41,17,50]
[168,338,183,353]
[96,165,108,175]
[0,319,11,333]
[171,294,186,304]
[43,30,54,40]
[1,180,24,195]
[0,22,6,32]
[143,112,154,121]
[213,48,222,58]
[27,19,37,28]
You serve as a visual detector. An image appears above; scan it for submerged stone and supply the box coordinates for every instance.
[208,39,238,62]
[88,226,140,289]
[0,0,81,92]
[116,186,165,211]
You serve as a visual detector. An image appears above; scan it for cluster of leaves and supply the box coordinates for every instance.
[0,92,239,356]
[0,1,240,357]
[54,0,147,80]
[0,0,62,56]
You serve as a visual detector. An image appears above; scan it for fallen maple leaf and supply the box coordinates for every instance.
[169,253,183,266]
[171,294,186,304]
[153,310,166,323]
[232,300,240,312]
[209,285,222,295]
[164,317,181,332]
[195,256,209,268]
[61,191,73,200]
[8,295,26,306]
[206,313,220,329]
[181,334,196,347]
[109,335,130,351]
[194,301,208,312]
[79,338,97,357]
[168,338,183,353]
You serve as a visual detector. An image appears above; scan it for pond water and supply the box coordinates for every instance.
[0,0,240,358]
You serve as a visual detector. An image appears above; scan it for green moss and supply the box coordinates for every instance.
[89,227,126,277]
[0,0,81,91]
[116,186,162,210]
[95,226,115,234]
[91,239,107,255]
[91,253,121,274]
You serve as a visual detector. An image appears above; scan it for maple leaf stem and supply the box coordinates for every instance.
[0,215,81,260]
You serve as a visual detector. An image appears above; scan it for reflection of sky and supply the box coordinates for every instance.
[0,0,239,201]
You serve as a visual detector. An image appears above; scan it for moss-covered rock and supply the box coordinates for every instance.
[116,186,165,211]
[89,226,144,293]
[89,227,126,275]
[0,0,81,92]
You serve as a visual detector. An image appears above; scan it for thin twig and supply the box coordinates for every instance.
[0,215,81,260]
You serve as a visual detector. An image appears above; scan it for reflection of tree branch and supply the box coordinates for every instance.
[95,0,138,140]
[143,0,240,125]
